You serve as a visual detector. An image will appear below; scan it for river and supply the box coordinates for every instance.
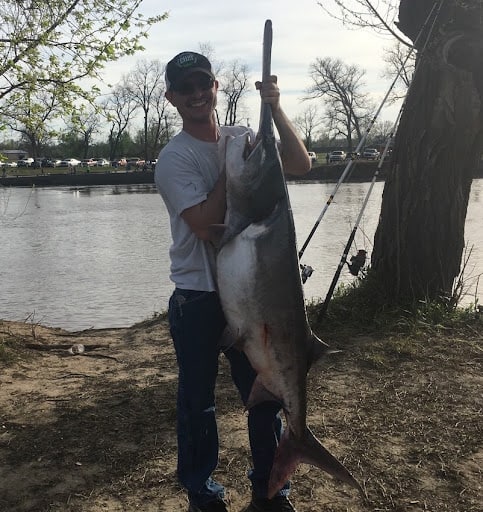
[1,180,481,331]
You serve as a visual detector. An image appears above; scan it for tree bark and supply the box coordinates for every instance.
[372,0,483,301]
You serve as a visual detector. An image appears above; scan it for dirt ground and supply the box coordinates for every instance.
[0,316,481,512]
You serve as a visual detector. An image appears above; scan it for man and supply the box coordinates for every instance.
[155,51,311,512]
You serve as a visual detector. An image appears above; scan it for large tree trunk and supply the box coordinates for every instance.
[372,0,483,301]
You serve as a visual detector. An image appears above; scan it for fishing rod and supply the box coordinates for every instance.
[298,1,441,266]
[316,1,446,314]
[317,109,402,319]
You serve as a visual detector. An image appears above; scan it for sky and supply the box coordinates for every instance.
[99,0,406,131]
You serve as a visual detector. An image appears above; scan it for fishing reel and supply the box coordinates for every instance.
[300,264,314,283]
[347,249,367,276]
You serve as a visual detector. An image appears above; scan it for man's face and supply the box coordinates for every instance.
[166,72,218,123]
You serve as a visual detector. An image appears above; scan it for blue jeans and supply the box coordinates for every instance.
[168,288,289,507]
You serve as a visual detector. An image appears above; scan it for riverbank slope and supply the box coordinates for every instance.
[0,317,481,512]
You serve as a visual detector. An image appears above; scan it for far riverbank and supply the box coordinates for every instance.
[0,161,393,188]
[1,160,482,188]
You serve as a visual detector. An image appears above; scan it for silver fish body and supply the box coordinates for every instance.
[216,105,362,498]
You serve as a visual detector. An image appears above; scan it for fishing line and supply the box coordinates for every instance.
[298,1,442,264]
[299,0,445,283]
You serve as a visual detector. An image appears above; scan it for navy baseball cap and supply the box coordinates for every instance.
[165,52,215,91]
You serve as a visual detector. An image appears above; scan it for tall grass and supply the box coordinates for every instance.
[308,270,481,339]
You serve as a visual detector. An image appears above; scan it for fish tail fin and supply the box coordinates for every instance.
[267,427,362,499]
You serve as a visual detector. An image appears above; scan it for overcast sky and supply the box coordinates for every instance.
[100,0,406,130]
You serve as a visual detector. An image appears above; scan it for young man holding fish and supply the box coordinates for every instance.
[155,51,311,512]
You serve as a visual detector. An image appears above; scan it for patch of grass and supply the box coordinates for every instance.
[131,311,168,329]
[308,271,482,341]
[0,328,20,365]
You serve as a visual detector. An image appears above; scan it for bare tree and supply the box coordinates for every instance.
[305,57,374,150]
[143,90,176,160]
[319,2,414,104]
[218,60,251,126]
[123,59,166,161]
[317,0,409,46]
[382,41,415,103]
[67,106,101,158]
[293,104,323,151]
[369,119,394,145]
[102,85,138,161]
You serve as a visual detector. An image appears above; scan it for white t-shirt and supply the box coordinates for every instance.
[155,126,255,291]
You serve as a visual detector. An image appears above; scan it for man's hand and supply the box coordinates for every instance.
[255,75,311,176]
[255,75,281,113]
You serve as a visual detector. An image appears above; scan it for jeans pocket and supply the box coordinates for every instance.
[170,289,212,319]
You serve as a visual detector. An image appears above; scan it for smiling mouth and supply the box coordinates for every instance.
[189,99,208,108]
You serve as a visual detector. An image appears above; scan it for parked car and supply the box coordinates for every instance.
[328,150,347,163]
[307,151,317,163]
[95,158,110,167]
[59,158,82,167]
[112,158,127,167]
[2,161,17,167]
[81,158,97,167]
[44,159,61,167]
[17,158,34,167]
[362,148,380,160]
[126,158,146,170]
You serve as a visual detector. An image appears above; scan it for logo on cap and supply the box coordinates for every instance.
[175,53,199,68]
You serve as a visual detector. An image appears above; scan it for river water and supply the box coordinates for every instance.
[1,180,482,331]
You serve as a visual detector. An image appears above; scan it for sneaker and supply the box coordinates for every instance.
[244,495,297,512]
[188,498,229,512]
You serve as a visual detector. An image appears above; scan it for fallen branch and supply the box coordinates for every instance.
[25,343,109,351]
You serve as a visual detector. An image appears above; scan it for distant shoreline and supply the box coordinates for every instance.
[0,169,157,188]
[1,161,482,188]
[0,162,390,187]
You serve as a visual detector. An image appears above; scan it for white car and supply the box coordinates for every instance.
[307,151,317,163]
[60,158,82,167]
[328,150,347,163]
[362,148,380,160]
[2,161,17,167]
[95,158,110,167]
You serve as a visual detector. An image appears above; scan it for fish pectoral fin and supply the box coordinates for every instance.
[267,427,363,499]
[246,376,282,409]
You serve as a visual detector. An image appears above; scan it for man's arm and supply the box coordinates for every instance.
[256,75,311,176]
[180,171,226,241]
